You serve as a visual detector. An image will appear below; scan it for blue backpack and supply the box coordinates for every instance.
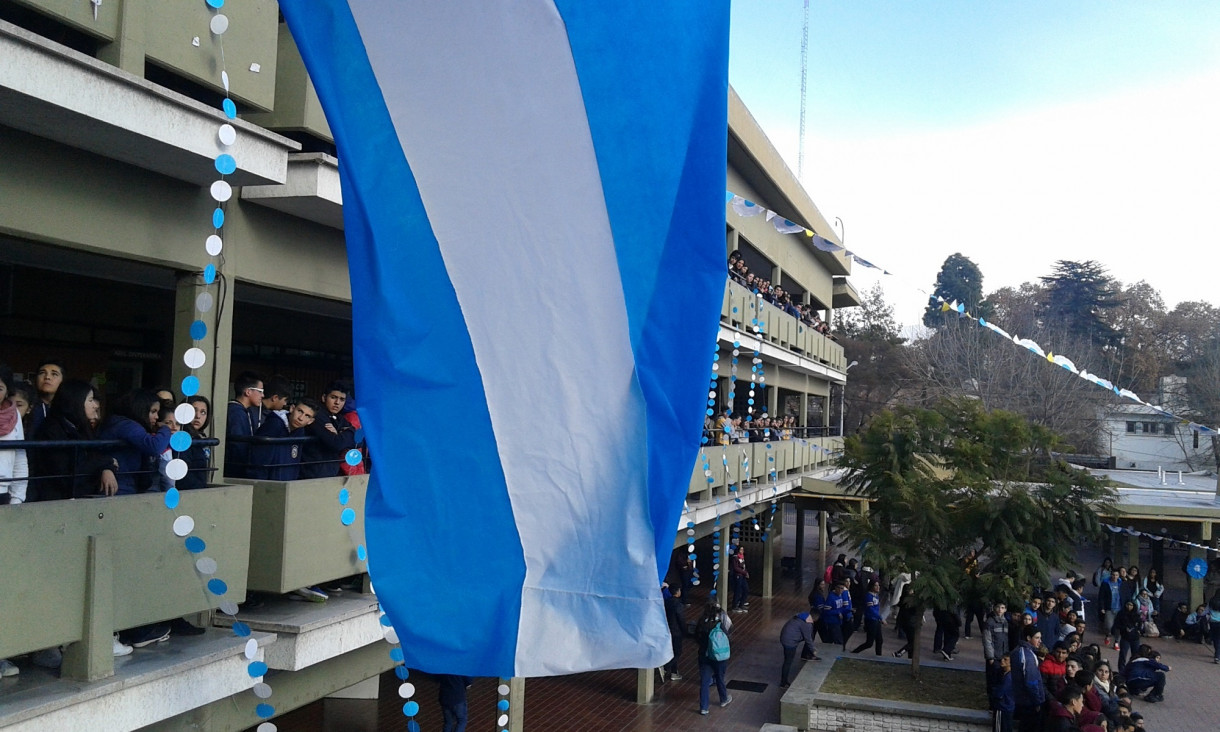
[707,621,730,661]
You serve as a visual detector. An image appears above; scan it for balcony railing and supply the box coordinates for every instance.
[721,278,847,371]
[689,436,841,497]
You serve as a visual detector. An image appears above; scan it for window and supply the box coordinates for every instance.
[1162,423,1175,438]
[1194,431,1200,449]
[1126,422,1136,433]
[1144,422,1159,435]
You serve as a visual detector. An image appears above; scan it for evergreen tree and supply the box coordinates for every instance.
[1038,260,1122,348]
[923,253,990,328]
[835,400,1114,678]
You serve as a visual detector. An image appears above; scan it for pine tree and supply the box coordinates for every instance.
[923,253,990,328]
[1038,260,1122,348]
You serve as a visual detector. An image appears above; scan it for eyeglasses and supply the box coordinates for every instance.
[248,387,265,393]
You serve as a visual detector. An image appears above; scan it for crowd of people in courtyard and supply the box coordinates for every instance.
[728,251,836,339]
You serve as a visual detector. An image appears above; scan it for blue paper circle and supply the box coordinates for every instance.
[706,409,714,416]
[357,544,367,561]
[171,431,193,452]
[232,621,251,637]
[407,720,420,732]
[402,701,419,717]
[247,661,268,678]
[206,0,224,8]
[345,449,362,466]
[340,508,355,526]
[1187,557,1208,579]
[203,264,217,284]
[181,374,201,397]
[256,704,275,719]
[222,98,236,119]
[185,536,206,553]
[215,154,237,175]
[380,614,393,627]
[163,487,181,509]
[389,647,404,663]
[212,207,225,228]
[395,665,410,680]
[207,578,228,595]
[498,699,510,711]
[338,488,350,505]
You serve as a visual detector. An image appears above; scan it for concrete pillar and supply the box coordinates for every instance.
[97,0,146,76]
[323,676,380,730]
[637,668,656,704]
[727,227,739,255]
[794,505,805,590]
[717,527,730,602]
[762,525,775,598]
[173,272,235,476]
[1126,533,1140,568]
[1151,538,1164,577]
[498,677,525,730]
[61,536,114,681]
[1191,522,1213,609]
[819,509,829,578]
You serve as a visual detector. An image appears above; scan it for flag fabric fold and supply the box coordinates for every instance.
[281,0,729,678]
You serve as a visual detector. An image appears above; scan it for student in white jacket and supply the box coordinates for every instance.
[0,365,28,506]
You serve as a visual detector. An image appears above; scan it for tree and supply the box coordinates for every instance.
[834,400,1114,678]
[1038,260,1123,349]
[1105,281,1167,397]
[837,284,912,434]
[923,253,991,328]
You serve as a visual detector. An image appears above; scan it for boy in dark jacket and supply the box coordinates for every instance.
[990,654,1015,732]
[1124,650,1170,703]
[250,399,318,481]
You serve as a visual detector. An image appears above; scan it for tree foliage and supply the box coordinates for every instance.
[838,284,912,434]
[835,400,1114,676]
[923,253,991,328]
[1038,260,1122,349]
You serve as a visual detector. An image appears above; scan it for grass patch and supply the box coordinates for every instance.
[819,658,988,710]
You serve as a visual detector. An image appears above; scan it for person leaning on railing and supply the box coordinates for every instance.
[97,389,173,495]
[28,379,120,500]
[0,363,29,506]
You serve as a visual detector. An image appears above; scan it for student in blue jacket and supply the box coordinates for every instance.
[98,389,172,494]
[250,398,319,481]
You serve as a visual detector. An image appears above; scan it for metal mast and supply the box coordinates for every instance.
[798,0,809,177]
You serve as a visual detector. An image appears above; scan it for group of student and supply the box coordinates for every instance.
[223,371,365,481]
[727,251,836,339]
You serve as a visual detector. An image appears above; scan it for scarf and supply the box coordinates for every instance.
[0,400,17,437]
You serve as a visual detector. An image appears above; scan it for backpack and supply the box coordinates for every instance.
[706,621,730,661]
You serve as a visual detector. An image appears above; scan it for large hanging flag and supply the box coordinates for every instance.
[280,1,730,677]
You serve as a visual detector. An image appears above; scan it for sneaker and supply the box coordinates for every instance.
[719,694,733,708]
[123,624,172,648]
[33,648,62,669]
[893,648,905,658]
[939,649,952,661]
[169,618,207,636]
[0,659,18,677]
[699,709,709,716]
[1144,694,1163,703]
[292,586,329,602]
[670,672,683,681]
[112,635,133,657]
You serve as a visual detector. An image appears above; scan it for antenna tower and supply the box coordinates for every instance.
[798,0,809,178]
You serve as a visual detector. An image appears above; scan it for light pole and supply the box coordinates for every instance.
[838,360,858,437]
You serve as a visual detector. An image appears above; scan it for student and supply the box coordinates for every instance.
[224,371,264,478]
[30,380,119,500]
[300,381,358,479]
[1010,627,1046,732]
[932,605,961,661]
[729,545,750,613]
[990,654,1015,732]
[779,611,818,687]
[10,381,35,437]
[176,396,213,491]
[849,580,884,656]
[0,364,29,506]
[983,601,1010,687]
[436,674,473,732]
[661,584,687,682]
[29,358,64,437]
[97,389,173,495]
[1123,648,1170,703]
[695,602,733,715]
[250,397,318,481]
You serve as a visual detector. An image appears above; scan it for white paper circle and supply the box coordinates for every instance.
[210,14,229,35]
[254,682,273,699]
[166,458,189,481]
[256,724,277,732]
[218,123,237,146]
[221,70,230,92]
[384,628,399,645]
[398,682,415,698]
[196,292,214,312]
[210,180,232,202]
[183,347,206,369]
[175,403,197,425]
[219,600,240,616]
[497,714,509,727]
[497,684,510,696]
[244,638,258,659]
[195,556,218,575]
[206,234,223,255]
[173,515,195,537]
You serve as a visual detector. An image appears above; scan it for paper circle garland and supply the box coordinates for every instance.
[164,487,180,509]
[345,449,362,466]
[196,557,218,575]
[395,666,410,680]
[215,153,237,175]
[173,515,195,536]
[181,374,201,397]
[398,683,415,698]
[218,123,236,146]
[175,402,197,424]
[254,683,273,699]
[1187,557,1208,579]
[257,725,276,732]
[210,180,232,202]
[497,684,510,695]
[385,627,399,644]
[244,638,259,659]
[218,600,239,616]
[255,704,275,719]
[210,14,229,35]
[207,578,228,595]
[185,536,206,553]
[232,621,251,637]
[203,263,217,284]
[247,661,268,678]
[166,459,189,481]
[170,431,193,452]
[206,234,224,256]
[206,0,225,8]
[222,98,237,119]
[402,702,419,717]
[340,508,356,526]
[498,699,510,711]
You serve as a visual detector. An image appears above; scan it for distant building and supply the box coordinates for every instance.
[1100,377,1214,471]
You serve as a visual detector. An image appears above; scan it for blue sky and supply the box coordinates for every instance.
[728,1,1220,328]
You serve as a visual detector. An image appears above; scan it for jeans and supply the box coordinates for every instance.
[732,575,749,608]
[1127,670,1166,698]
[1211,622,1220,661]
[1117,630,1139,672]
[699,658,728,711]
[851,618,883,655]
[1015,704,1043,732]
[442,701,468,732]
[780,644,799,686]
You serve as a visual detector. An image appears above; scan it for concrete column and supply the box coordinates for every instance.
[172,271,235,476]
[716,527,729,602]
[1151,538,1164,577]
[1191,521,1213,609]
[97,0,146,76]
[794,505,805,589]
[819,509,829,578]
[1126,533,1140,568]
[727,227,739,255]
[762,525,775,598]
[498,677,525,730]
[323,677,380,731]
[799,392,809,432]
[62,536,114,681]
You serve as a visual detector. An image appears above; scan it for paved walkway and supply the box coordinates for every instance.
[264,524,1220,731]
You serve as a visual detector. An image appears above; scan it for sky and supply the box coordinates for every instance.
[728,0,1220,330]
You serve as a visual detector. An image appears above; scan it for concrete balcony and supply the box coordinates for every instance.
[689,437,841,499]
[721,278,847,373]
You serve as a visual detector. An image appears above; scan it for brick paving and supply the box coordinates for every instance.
[265,524,1220,732]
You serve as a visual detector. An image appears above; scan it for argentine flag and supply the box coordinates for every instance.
[281,1,729,677]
